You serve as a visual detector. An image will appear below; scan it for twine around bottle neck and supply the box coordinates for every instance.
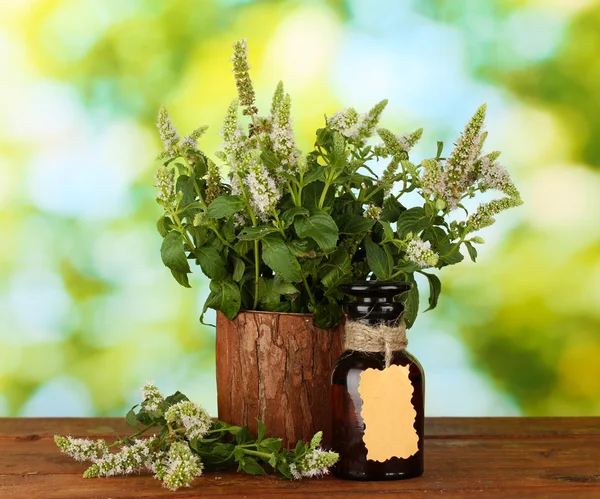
[344,319,407,369]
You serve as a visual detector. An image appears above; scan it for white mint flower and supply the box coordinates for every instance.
[83,437,157,478]
[161,442,204,491]
[290,447,339,480]
[141,381,164,414]
[243,150,281,221]
[54,436,108,463]
[327,108,360,139]
[478,156,511,192]
[365,204,382,220]
[405,238,439,268]
[165,401,211,441]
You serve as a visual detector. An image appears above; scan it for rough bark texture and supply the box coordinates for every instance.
[215,310,344,448]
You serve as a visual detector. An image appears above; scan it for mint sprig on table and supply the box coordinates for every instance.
[54,382,338,491]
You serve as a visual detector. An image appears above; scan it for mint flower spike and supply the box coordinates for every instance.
[246,150,281,220]
[204,157,224,204]
[154,165,177,208]
[444,104,487,208]
[180,125,209,151]
[465,193,523,234]
[54,435,108,463]
[377,127,422,157]
[165,400,212,440]
[141,381,164,414]
[161,441,203,491]
[355,99,388,143]
[157,106,181,158]
[83,437,157,478]
[327,108,360,138]
[272,93,300,170]
[231,39,257,116]
[271,80,285,116]
[290,447,339,480]
[420,158,447,202]
[405,237,439,268]
[220,99,248,170]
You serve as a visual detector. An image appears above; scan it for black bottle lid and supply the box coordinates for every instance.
[340,281,411,326]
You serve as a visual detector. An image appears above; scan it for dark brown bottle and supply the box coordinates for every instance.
[331,281,424,480]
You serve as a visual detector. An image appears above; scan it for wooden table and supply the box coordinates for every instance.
[1,418,599,498]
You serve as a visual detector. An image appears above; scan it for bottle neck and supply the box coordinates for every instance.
[346,295,404,327]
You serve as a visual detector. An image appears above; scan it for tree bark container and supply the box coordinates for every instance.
[216,310,344,448]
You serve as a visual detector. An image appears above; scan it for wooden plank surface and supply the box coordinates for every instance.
[1,418,599,498]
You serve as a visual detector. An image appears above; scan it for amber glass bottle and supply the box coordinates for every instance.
[331,282,424,480]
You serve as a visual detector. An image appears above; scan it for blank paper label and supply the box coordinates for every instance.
[358,364,418,462]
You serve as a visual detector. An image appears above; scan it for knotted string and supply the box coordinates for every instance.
[344,320,408,368]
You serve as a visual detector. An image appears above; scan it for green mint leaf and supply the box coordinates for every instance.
[232,258,245,282]
[294,440,306,456]
[402,277,419,328]
[439,243,465,266]
[235,427,253,445]
[196,246,227,280]
[421,271,442,312]
[320,248,352,290]
[205,280,241,320]
[257,420,266,442]
[294,211,339,252]
[365,237,392,280]
[160,231,191,274]
[314,300,344,329]
[259,438,282,454]
[281,207,309,225]
[436,141,444,159]
[464,241,478,262]
[176,174,196,208]
[237,225,279,241]
[125,408,138,428]
[164,391,189,406]
[261,235,303,282]
[335,214,376,235]
[156,216,172,237]
[170,269,191,288]
[277,461,292,480]
[397,207,426,238]
[241,456,268,475]
[207,195,245,219]
[380,196,405,222]
[302,165,325,185]
[379,220,395,243]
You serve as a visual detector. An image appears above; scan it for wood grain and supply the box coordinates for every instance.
[1,418,600,498]
[215,311,344,448]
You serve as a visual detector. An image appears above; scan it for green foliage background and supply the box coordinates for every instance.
[1,0,598,417]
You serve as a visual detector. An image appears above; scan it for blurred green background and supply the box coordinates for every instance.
[1,0,599,418]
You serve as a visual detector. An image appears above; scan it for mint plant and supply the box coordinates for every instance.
[55,382,338,491]
[154,39,522,329]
